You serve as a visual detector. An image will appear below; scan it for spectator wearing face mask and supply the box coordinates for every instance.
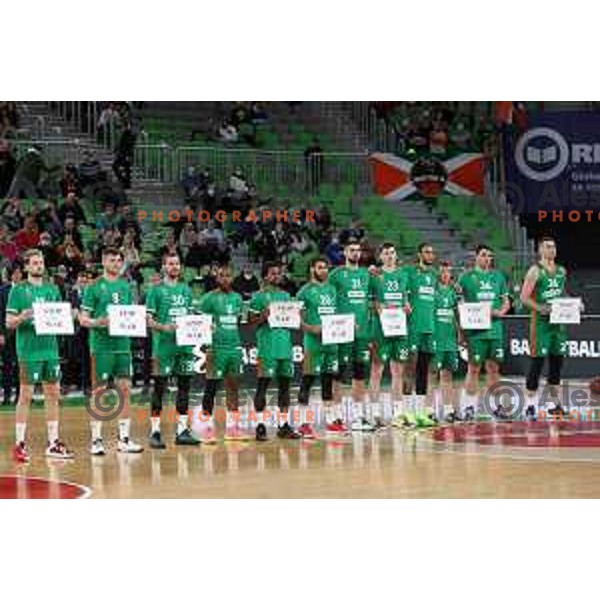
[232,264,260,301]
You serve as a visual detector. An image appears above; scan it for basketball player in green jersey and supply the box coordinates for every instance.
[329,239,378,432]
[457,245,510,420]
[403,243,438,427]
[249,262,300,441]
[146,252,199,449]
[7,249,74,462]
[199,263,247,443]
[296,257,343,437]
[433,262,460,422]
[520,237,575,420]
[369,242,410,424]
[80,247,143,455]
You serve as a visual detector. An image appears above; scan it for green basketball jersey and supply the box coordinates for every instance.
[81,276,133,354]
[296,280,337,346]
[405,264,438,335]
[458,268,508,340]
[434,284,458,351]
[6,280,61,362]
[534,263,567,310]
[329,265,374,337]
[373,268,408,307]
[199,289,244,347]
[249,286,293,359]
[146,281,194,353]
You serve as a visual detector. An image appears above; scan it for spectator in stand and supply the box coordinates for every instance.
[0,102,19,138]
[232,264,260,301]
[429,123,448,156]
[0,261,22,404]
[0,140,16,198]
[113,120,136,189]
[0,222,18,265]
[7,144,58,199]
[78,150,103,188]
[324,233,343,265]
[231,102,249,127]
[229,167,249,199]
[339,218,365,245]
[179,222,198,260]
[0,196,23,232]
[39,231,61,268]
[304,137,324,194]
[250,102,268,125]
[37,199,63,239]
[121,229,141,277]
[58,192,86,225]
[449,119,472,150]
[157,229,180,263]
[60,164,83,198]
[219,119,239,144]
[60,216,84,252]
[116,204,141,246]
[97,102,119,146]
[181,166,205,206]
[14,216,40,250]
[96,201,117,232]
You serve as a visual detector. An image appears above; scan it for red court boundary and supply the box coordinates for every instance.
[433,421,600,448]
[0,476,91,499]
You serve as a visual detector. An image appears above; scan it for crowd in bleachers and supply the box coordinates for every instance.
[370,101,497,158]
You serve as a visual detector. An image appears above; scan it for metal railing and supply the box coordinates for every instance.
[8,137,371,190]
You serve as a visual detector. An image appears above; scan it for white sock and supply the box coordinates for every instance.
[371,401,381,419]
[16,422,26,444]
[177,414,189,435]
[47,421,59,444]
[118,418,130,441]
[353,402,364,420]
[415,395,425,413]
[90,420,102,441]
[226,412,236,427]
[527,392,538,408]
[324,404,334,424]
[151,417,160,434]
[299,405,307,425]
[432,390,443,420]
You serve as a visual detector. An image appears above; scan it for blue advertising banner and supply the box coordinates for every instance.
[504,112,600,215]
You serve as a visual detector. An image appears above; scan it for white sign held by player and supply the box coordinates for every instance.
[108,304,147,338]
[458,302,491,330]
[176,315,213,346]
[550,297,582,325]
[380,307,407,337]
[322,314,355,345]
[33,302,74,335]
[268,301,302,329]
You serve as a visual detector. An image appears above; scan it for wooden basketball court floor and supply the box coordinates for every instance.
[2,381,600,499]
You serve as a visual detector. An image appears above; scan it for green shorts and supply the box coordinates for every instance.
[205,347,243,380]
[91,353,132,383]
[529,319,567,358]
[303,336,339,376]
[434,349,459,373]
[256,355,294,379]
[153,345,195,377]
[372,335,410,364]
[409,332,436,355]
[467,337,504,365]
[338,338,371,367]
[19,359,61,385]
